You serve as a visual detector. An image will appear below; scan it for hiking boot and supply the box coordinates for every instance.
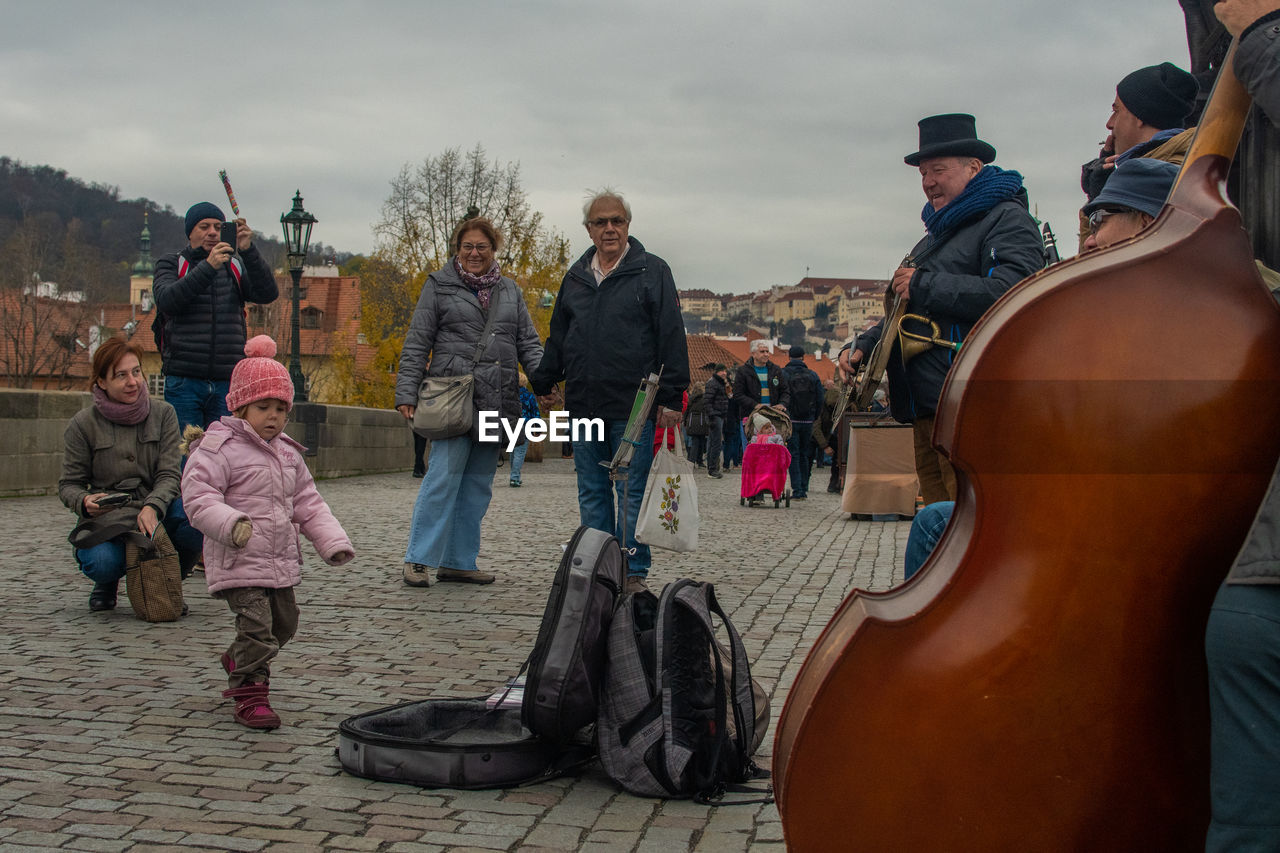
[403,563,433,587]
[89,580,118,612]
[624,575,650,596]
[222,682,281,730]
[436,567,496,584]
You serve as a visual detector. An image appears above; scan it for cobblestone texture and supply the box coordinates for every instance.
[1,458,907,850]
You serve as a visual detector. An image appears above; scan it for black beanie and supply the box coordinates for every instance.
[789,345,805,358]
[1116,63,1199,129]
[184,201,226,236]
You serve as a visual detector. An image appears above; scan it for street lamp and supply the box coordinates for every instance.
[280,191,316,402]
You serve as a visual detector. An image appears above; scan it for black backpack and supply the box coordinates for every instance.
[783,365,821,421]
[522,525,625,743]
[597,579,770,801]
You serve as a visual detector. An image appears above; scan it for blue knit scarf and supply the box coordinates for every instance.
[922,165,1025,238]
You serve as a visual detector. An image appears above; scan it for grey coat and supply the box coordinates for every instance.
[58,399,183,521]
[1236,11,1280,127]
[394,263,543,429]
[1225,11,1280,585]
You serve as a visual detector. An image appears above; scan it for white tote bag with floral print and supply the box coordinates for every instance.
[635,427,699,552]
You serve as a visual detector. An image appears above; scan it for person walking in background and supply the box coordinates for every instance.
[395,218,543,587]
[781,345,822,499]
[509,380,541,487]
[703,364,730,479]
[684,381,709,467]
[181,336,354,731]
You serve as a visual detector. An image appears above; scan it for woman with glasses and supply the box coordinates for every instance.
[395,217,542,587]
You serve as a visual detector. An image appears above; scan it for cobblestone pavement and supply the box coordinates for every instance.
[0,456,909,852]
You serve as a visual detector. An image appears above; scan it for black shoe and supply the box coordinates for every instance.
[89,580,118,612]
[708,471,723,479]
[412,467,426,478]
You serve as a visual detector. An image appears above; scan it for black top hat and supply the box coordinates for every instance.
[904,113,997,167]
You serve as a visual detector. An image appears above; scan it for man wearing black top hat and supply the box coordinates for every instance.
[838,113,1043,504]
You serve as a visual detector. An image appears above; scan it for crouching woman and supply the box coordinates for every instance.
[59,336,202,612]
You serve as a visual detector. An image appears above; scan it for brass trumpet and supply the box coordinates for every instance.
[898,314,961,361]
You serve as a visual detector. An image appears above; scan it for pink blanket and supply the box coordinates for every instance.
[741,441,791,501]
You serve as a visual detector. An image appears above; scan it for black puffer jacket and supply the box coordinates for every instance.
[703,373,730,418]
[531,237,688,421]
[852,190,1043,424]
[152,245,278,380]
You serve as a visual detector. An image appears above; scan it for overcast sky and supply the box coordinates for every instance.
[3,1,1194,294]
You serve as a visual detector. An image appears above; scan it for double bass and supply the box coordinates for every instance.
[773,43,1280,851]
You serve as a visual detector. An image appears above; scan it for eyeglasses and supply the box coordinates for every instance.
[460,242,492,253]
[588,216,628,228]
[1087,208,1126,234]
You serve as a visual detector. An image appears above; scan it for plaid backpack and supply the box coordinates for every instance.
[597,579,770,801]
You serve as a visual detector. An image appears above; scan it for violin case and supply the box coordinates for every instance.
[337,698,592,789]
[337,526,622,788]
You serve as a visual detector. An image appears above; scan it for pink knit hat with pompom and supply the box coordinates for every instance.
[225,336,295,413]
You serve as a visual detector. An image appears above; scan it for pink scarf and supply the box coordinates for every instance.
[453,258,502,309]
[93,382,151,426]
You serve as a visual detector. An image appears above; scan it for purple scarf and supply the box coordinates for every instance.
[453,258,502,309]
[93,383,151,426]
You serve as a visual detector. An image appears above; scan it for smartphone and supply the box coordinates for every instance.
[220,221,238,249]
[97,492,131,507]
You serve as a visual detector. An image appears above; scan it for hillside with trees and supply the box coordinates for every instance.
[0,157,346,303]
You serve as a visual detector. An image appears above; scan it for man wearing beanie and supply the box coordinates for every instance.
[152,202,279,432]
[780,346,822,498]
[1080,62,1200,208]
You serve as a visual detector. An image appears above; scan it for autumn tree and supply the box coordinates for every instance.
[339,145,569,405]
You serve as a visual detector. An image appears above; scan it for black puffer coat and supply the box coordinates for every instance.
[152,245,279,380]
[853,190,1043,423]
[530,237,688,421]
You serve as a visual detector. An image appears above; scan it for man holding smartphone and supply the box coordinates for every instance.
[152,202,279,431]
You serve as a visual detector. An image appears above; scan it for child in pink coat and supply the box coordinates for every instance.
[182,336,354,730]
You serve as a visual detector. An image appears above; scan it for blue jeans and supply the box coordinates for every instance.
[904,500,955,580]
[164,375,231,432]
[788,421,815,495]
[572,419,655,575]
[1206,582,1280,851]
[74,499,203,583]
[404,436,500,571]
[510,442,528,483]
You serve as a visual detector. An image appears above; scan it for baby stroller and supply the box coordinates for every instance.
[739,405,792,508]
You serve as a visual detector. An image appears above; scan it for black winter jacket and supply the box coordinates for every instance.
[852,190,1043,423]
[152,244,278,381]
[733,360,790,413]
[703,374,730,418]
[781,358,823,422]
[531,237,689,421]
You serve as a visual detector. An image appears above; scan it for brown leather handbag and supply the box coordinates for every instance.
[124,526,185,622]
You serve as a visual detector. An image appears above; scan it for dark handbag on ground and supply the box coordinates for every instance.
[411,291,500,441]
[124,525,185,622]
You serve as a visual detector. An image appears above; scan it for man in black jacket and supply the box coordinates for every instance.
[702,364,730,478]
[531,190,688,595]
[733,340,790,416]
[780,346,822,498]
[152,202,279,431]
[838,114,1043,504]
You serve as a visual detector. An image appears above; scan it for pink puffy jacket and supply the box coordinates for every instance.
[182,417,354,594]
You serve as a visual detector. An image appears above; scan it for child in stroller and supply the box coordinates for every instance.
[740,405,792,508]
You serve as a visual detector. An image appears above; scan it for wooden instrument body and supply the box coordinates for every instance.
[773,155,1280,851]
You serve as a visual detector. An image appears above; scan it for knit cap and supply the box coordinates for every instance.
[1116,63,1199,129]
[225,336,294,413]
[184,201,226,236]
